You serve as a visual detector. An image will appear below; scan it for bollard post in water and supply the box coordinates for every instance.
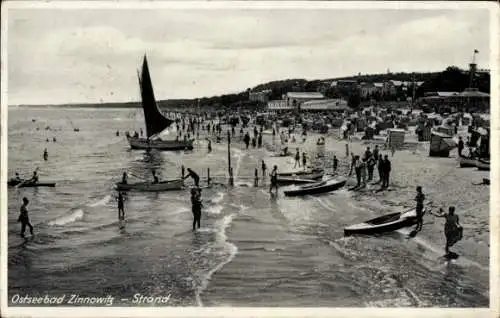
[254,168,259,187]
[207,168,211,187]
[229,167,234,186]
[181,165,185,178]
[227,130,231,176]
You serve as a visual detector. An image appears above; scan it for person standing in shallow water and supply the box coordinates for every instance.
[429,206,462,255]
[414,186,425,232]
[332,155,338,173]
[261,160,267,179]
[269,165,278,194]
[191,187,202,231]
[18,197,34,237]
[117,192,126,221]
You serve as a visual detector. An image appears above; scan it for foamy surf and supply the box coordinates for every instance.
[194,205,246,306]
[47,208,84,226]
[87,194,111,207]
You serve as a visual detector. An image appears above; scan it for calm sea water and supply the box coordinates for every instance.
[7,107,489,307]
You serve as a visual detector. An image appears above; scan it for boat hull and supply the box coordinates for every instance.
[116,179,184,192]
[127,136,194,151]
[344,209,420,236]
[18,182,56,188]
[278,169,323,178]
[458,157,477,168]
[276,172,324,185]
[284,177,346,196]
[476,159,490,171]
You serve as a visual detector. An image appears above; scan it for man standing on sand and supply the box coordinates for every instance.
[294,148,301,168]
[377,154,384,184]
[382,155,391,188]
[18,197,34,238]
[457,136,464,158]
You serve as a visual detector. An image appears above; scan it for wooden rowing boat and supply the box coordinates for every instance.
[458,157,477,168]
[278,169,323,178]
[115,179,184,192]
[344,208,423,236]
[276,171,323,185]
[8,179,56,188]
[476,158,490,171]
[284,177,346,197]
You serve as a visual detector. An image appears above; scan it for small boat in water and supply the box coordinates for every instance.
[458,157,477,168]
[476,158,490,171]
[284,177,346,197]
[344,208,423,236]
[8,179,56,188]
[115,179,184,192]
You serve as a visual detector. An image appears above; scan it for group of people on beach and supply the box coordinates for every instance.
[348,146,392,189]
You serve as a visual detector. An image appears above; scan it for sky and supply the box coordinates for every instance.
[5,6,492,105]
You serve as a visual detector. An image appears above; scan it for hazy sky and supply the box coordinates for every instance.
[6,6,491,105]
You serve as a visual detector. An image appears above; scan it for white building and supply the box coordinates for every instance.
[285,92,324,108]
[301,99,349,111]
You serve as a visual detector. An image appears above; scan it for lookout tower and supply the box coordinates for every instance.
[469,49,479,88]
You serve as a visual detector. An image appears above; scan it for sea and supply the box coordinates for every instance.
[6,107,489,307]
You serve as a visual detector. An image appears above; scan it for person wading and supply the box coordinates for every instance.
[333,155,338,173]
[302,152,307,170]
[121,172,128,184]
[269,165,279,194]
[414,186,425,232]
[117,192,126,221]
[184,168,200,187]
[191,188,202,231]
[261,160,267,179]
[429,206,462,255]
[152,170,159,184]
[18,197,34,238]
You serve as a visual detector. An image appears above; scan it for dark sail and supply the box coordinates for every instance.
[139,55,173,138]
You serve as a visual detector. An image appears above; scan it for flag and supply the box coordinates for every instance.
[474,49,479,53]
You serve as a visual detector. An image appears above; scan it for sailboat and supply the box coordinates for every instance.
[127,55,194,151]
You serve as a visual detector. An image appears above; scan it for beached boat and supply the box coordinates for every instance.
[115,179,184,192]
[476,158,490,171]
[127,55,193,151]
[458,157,477,168]
[278,169,323,178]
[276,172,323,185]
[344,208,423,236]
[284,177,346,197]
